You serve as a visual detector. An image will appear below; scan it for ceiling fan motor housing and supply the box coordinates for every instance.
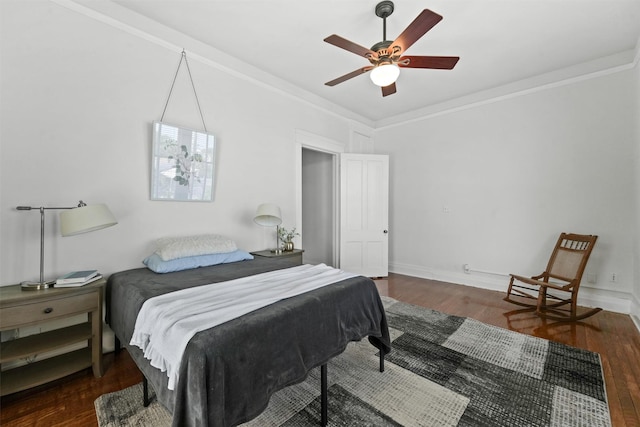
[369,40,399,63]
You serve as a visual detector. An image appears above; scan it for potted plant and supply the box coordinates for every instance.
[278,227,300,251]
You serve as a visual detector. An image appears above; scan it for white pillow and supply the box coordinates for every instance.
[155,234,237,261]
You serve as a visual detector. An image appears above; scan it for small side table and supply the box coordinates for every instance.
[251,249,304,267]
[0,278,105,396]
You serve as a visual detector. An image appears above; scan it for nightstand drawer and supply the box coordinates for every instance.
[0,292,98,330]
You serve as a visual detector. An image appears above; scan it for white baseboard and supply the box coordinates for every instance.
[389,262,633,316]
[390,262,507,292]
[630,293,640,333]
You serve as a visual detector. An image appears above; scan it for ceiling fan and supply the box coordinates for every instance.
[324,1,459,97]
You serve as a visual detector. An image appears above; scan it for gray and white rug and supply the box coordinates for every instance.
[95,298,611,426]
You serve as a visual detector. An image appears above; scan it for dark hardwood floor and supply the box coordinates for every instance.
[2,273,639,426]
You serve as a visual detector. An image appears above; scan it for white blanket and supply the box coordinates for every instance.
[129,263,357,390]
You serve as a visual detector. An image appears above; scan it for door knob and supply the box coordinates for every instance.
[383,230,388,234]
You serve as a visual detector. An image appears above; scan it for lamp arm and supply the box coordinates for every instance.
[16,201,82,286]
[16,202,82,211]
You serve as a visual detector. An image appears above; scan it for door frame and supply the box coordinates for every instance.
[295,130,345,268]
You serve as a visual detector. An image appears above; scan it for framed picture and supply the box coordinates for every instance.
[151,121,216,202]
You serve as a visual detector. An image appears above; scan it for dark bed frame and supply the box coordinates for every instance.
[116,337,386,426]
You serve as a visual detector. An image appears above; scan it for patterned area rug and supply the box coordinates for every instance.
[95,297,611,426]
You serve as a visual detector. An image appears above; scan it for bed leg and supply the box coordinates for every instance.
[379,351,385,372]
[143,376,150,407]
[114,336,121,354]
[321,364,328,426]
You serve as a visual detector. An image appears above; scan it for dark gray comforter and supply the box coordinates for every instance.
[106,257,391,427]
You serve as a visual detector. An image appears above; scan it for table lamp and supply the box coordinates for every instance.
[17,200,118,290]
[254,203,282,253]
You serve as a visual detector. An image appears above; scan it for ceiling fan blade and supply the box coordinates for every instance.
[390,9,443,55]
[324,34,377,59]
[325,67,373,86]
[399,56,459,70]
[381,83,396,97]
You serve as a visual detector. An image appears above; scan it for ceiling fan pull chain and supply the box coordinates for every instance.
[159,49,208,132]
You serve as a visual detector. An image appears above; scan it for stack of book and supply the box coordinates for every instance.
[55,270,102,287]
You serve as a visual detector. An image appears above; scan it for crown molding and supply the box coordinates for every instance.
[51,0,375,129]
[51,0,637,134]
[375,50,637,130]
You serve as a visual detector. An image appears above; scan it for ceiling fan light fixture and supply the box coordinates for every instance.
[370,62,400,87]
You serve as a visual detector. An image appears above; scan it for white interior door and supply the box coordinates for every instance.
[339,154,389,277]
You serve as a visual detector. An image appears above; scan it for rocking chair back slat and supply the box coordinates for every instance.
[547,235,595,286]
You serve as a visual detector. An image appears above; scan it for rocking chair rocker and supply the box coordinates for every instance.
[504,232,600,321]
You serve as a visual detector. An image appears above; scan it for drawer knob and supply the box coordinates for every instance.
[43,307,53,314]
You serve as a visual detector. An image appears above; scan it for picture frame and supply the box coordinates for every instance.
[151,121,216,202]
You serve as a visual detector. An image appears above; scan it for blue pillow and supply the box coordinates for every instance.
[143,250,254,273]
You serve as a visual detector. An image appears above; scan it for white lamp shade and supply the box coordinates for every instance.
[370,63,400,87]
[60,204,118,236]
[254,203,282,227]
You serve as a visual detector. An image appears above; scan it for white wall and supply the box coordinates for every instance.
[0,1,354,285]
[1,0,638,322]
[375,68,637,313]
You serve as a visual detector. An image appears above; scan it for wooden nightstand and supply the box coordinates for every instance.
[0,278,105,396]
[251,249,304,267]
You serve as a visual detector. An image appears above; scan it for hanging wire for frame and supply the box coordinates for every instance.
[160,49,208,132]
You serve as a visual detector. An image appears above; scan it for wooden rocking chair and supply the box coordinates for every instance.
[504,232,600,321]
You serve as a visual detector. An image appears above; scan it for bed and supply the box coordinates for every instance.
[106,255,391,427]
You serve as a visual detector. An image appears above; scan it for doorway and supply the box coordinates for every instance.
[302,148,336,266]
[296,130,388,274]
[295,130,344,267]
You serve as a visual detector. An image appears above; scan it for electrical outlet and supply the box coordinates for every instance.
[442,206,450,214]
[610,273,617,283]
[463,264,470,274]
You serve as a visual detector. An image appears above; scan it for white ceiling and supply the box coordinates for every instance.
[94,1,640,126]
